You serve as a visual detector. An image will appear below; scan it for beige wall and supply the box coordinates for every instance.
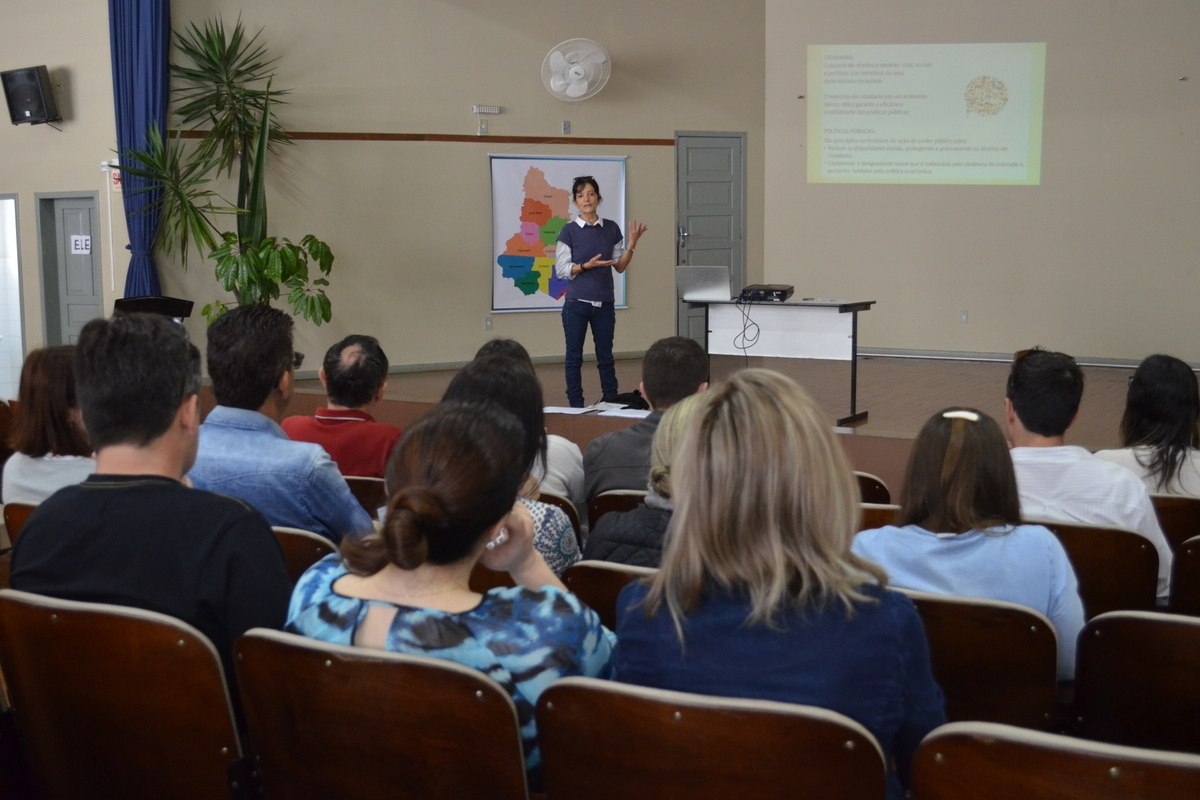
[1,0,766,368]
[1,3,125,348]
[766,0,1200,362]
[11,2,1191,368]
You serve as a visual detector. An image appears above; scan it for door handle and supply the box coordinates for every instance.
[678,226,689,248]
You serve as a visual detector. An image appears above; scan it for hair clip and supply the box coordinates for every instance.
[942,410,980,422]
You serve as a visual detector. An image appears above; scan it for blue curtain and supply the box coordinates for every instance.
[109,0,169,297]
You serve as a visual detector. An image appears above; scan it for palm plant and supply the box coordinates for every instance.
[123,16,333,325]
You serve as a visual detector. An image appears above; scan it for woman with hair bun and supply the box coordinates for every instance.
[287,401,613,784]
[853,407,1084,679]
[1095,354,1200,496]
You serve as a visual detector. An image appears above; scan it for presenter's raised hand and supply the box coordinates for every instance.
[626,219,647,248]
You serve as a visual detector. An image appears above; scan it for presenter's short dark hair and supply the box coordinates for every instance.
[642,336,709,410]
[206,305,294,410]
[75,313,201,448]
[572,175,601,201]
[324,335,389,408]
[1005,347,1084,437]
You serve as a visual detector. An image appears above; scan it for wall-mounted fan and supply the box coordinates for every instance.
[541,38,611,101]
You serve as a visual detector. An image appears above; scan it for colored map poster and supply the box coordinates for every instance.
[491,155,626,312]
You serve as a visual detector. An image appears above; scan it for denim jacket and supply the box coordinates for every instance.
[188,406,373,543]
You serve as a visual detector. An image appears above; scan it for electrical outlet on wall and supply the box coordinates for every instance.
[959,309,969,323]
[484,316,493,331]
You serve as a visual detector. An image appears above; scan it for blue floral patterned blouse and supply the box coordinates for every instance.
[286,554,614,782]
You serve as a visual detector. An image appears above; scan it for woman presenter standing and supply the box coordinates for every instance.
[555,176,646,407]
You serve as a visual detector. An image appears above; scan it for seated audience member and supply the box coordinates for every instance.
[287,401,612,787]
[1095,354,1200,496]
[583,393,703,568]
[584,336,708,503]
[188,306,373,543]
[2,346,94,503]
[11,313,291,679]
[615,370,944,800]
[1005,347,1172,598]
[476,338,585,514]
[442,355,580,575]
[853,407,1084,679]
[282,334,403,479]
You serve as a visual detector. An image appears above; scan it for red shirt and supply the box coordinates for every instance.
[281,408,403,478]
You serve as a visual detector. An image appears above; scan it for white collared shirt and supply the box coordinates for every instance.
[1010,445,1173,598]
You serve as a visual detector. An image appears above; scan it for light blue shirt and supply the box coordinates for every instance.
[852,523,1085,680]
[188,406,373,543]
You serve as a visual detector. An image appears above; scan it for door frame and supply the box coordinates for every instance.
[36,191,102,345]
[674,131,747,341]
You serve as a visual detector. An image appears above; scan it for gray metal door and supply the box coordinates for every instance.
[675,132,746,344]
[44,196,102,345]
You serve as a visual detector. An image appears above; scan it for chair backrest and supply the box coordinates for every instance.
[0,589,245,800]
[2,502,36,544]
[468,560,517,592]
[901,590,1058,730]
[1170,534,1200,614]
[1074,610,1200,754]
[272,526,337,583]
[235,628,528,799]
[1152,493,1200,554]
[344,475,387,517]
[913,721,1200,800]
[1029,519,1158,618]
[536,677,886,800]
[561,560,656,630]
[855,470,892,504]
[538,489,582,548]
[859,502,900,531]
[587,489,648,530]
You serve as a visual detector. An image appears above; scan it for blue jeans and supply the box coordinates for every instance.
[562,299,617,407]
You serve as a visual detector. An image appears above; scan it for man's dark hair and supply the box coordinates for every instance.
[1005,347,1084,437]
[75,313,201,449]
[474,337,533,369]
[641,336,709,409]
[206,305,294,410]
[324,334,389,408]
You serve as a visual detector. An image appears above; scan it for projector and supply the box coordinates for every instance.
[738,284,794,303]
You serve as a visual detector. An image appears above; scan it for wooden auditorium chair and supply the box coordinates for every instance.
[854,470,892,504]
[901,590,1059,730]
[1151,493,1200,555]
[587,489,647,530]
[344,475,387,518]
[1073,610,1200,754]
[1170,534,1200,615]
[235,629,529,799]
[536,677,887,800]
[272,526,337,583]
[0,589,249,800]
[561,560,656,630]
[1,502,36,544]
[1028,519,1158,618]
[858,502,900,531]
[912,721,1200,800]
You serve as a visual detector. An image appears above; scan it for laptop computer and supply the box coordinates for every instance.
[676,265,734,302]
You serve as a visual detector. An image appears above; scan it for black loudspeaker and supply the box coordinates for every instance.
[1,65,60,125]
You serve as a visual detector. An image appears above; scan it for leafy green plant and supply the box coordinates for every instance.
[123,16,334,325]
